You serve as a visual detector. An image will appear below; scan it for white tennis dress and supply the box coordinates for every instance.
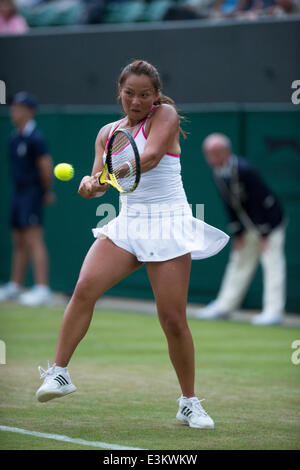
[92,108,229,262]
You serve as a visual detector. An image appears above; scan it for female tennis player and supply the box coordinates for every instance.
[36,60,229,429]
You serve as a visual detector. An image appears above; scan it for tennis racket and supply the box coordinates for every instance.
[98,129,141,193]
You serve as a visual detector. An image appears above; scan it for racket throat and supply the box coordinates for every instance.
[108,173,124,193]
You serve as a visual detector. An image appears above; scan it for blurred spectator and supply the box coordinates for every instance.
[15,1,43,5]
[208,0,300,17]
[1,0,298,29]
[80,0,108,24]
[233,0,276,18]
[0,92,54,306]
[0,0,29,34]
[264,0,300,15]
[209,0,244,17]
[229,0,300,18]
[163,6,201,20]
[164,0,215,20]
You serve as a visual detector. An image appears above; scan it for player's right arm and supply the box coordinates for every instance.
[78,124,111,199]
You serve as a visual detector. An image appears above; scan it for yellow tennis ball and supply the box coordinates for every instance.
[54,163,74,181]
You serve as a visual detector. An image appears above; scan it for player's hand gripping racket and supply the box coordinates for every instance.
[98,129,141,193]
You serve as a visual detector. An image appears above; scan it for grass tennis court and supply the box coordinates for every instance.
[0,303,299,450]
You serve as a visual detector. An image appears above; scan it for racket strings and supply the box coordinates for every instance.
[119,123,140,134]
[109,132,137,192]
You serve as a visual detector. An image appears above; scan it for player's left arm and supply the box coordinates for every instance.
[140,104,179,173]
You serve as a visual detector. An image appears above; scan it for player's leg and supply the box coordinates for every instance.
[36,237,142,402]
[54,237,142,367]
[146,254,194,397]
[146,253,214,429]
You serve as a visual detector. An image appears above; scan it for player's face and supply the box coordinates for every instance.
[204,144,230,168]
[119,74,159,124]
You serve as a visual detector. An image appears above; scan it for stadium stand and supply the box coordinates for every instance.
[0,0,299,32]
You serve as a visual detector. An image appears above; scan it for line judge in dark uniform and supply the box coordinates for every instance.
[195,133,286,325]
[0,92,54,305]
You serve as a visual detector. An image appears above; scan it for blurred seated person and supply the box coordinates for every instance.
[0,0,29,34]
[209,0,278,17]
[209,0,243,17]
[163,0,215,20]
[80,0,108,24]
[263,0,300,15]
[231,0,276,18]
[208,0,300,17]
[14,0,44,6]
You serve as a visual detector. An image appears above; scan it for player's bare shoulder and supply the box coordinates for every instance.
[150,103,179,129]
[155,103,179,119]
[145,103,178,134]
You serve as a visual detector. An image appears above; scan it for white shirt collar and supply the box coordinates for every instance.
[214,154,234,178]
[21,120,36,137]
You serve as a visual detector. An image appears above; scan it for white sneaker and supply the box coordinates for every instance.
[19,285,52,306]
[36,361,77,402]
[176,396,214,429]
[251,312,284,326]
[0,282,22,301]
[194,301,230,320]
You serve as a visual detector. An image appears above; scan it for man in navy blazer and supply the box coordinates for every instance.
[195,133,286,325]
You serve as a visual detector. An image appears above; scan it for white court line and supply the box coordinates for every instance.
[0,425,146,450]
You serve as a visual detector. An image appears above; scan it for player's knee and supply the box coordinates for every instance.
[160,312,186,337]
[73,277,98,304]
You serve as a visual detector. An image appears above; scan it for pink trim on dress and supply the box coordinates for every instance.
[166,152,180,158]
[142,125,147,140]
[103,106,181,158]
[142,105,157,139]
[133,120,144,139]
[107,119,146,156]
[104,122,121,153]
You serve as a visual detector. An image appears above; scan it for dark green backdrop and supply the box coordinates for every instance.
[1,105,299,312]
